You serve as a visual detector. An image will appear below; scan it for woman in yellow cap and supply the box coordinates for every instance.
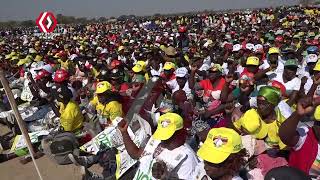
[89,81,123,128]
[196,127,248,180]
[233,86,289,151]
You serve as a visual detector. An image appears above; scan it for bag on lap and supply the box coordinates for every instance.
[43,132,79,165]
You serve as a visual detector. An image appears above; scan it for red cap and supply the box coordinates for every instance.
[53,69,69,83]
[35,69,51,80]
[178,26,187,33]
[275,36,284,42]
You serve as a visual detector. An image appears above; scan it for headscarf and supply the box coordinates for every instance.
[258,86,281,106]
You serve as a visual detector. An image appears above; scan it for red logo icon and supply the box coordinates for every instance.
[36,12,57,33]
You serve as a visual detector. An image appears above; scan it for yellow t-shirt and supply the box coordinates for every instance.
[90,96,123,122]
[58,59,71,70]
[59,100,84,132]
[234,108,286,149]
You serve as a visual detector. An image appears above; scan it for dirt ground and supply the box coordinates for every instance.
[0,125,101,180]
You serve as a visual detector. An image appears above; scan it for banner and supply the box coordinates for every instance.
[80,114,152,178]
[10,130,50,152]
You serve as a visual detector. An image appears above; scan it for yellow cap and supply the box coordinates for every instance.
[34,55,42,62]
[118,46,125,51]
[197,127,242,164]
[160,45,166,51]
[17,58,32,66]
[163,62,176,70]
[153,113,184,140]
[132,61,146,73]
[314,61,320,71]
[95,81,112,94]
[314,105,320,121]
[5,52,17,60]
[237,109,268,139]
[246,56,259,66]
[268,47,280,54]
[11,56,19,61]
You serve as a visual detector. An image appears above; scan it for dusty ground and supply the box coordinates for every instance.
[0,125,101,180]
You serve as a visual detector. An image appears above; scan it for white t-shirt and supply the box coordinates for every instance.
[134,138,198,180]
[271,72,301,96]
[166,79,192,99]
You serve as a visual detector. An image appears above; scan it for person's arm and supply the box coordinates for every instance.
[307,77,320,97]
[48,99,60,117]
[118,120,144,159]
[203,104,226,119]
[279,97,314,147]
[220,75,233,103]
[286,90,299,106]
[254,67,271,81]
[188,64,197,90]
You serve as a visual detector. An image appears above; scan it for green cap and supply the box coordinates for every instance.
[258,86,281,106]
[284,59,298,68]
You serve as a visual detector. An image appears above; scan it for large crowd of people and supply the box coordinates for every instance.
[1,5,320,180]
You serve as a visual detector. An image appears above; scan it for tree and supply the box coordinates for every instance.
[20,20,35,27]
[98,17,107,22]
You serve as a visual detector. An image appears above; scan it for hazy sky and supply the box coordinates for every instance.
[0,0,299,21]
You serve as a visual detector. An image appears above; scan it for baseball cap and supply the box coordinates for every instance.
[232,44,241,52]
[175,67,188,78]
[314,62,320,71]
[35,69,51,80]
[132,61,146,73]
[197,127,242,164]
[209,64,223,72]
[236,109,268,139]
[284,59,298,68]
[246,56,259,66]
[246,43,255,51]
[95,81,112,94]
[163,62,176,70]
[314,105,320,121]
[306,54,318,64]
[34,55,42,62]
[163,46,177,56]
[118,46,125,51]
[153,113,184,141]
[268,47,280,54]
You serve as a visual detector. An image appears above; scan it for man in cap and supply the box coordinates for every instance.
[166,67,193,100]
[51,85,84,132]
[196,128,248,180]
[270,59,301,106]
[118,113,199,179]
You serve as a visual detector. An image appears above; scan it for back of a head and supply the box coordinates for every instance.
[265,166,311,180]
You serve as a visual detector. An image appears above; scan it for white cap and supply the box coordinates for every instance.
[306,54,318,63]
[69,54,78,61]
[232,44,241,52]
[254,44,263,52]
[42,65,53,74]
[31,61,45,70]
[175,67,188,78]
[246,43,255,51]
